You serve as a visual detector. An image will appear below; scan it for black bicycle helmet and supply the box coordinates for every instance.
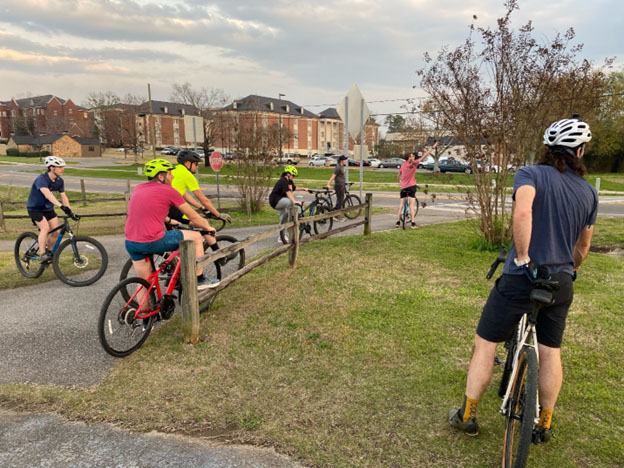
[177,149,202,164]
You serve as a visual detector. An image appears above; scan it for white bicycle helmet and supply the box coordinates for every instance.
[44,156,66,167]
[543,118,591,148]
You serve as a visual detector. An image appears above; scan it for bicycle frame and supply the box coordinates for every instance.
[128,250,182,321]
[25,216,73,259]
[499,307,541,427]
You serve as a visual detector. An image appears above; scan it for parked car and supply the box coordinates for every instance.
[324,155,339,167]
[439,158,473,174]
[309,156,328,167]
[378,158,405,169]
[276,153,300,165]
[160,147,179,155]
[418,156,434,169]
[368,158,381,168]
[348,158,360,167]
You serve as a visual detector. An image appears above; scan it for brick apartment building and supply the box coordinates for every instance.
[214,95,379,156]
[318,108,379,155]
[136,100,203,149]
[0,95,94,140]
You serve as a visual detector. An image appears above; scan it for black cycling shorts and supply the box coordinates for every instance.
[476,272,574,348]
[400,185,418,199]
[28,209,57,226]
[168,206,186,224]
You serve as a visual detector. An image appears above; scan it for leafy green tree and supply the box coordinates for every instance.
[384,114,406,133]
[586,71,624,172]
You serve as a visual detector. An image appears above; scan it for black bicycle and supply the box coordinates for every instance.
[14,214,108,287]
[279,189,333,244]
[487,250,560,468]
[399,185,420,229]
[326,182,362,219]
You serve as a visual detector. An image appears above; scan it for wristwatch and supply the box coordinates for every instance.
[514,257,531,267]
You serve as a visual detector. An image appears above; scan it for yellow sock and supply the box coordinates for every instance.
[460,396,480,422]
[538,408,553,429]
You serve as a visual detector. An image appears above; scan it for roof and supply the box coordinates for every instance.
[223,95,318,118]
[138,100,201,116]
[10,134,64,145]
[73,137,101,145]
[10,134,100,146]
[319,108,340,119]
[14,95,65,108]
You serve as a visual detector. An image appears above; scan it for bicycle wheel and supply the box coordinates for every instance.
[98,277,156,357]
[343,194,362,219]
[14,232,46,278]
[400,204,409,230]
[413,196,420,217]
[214,234,245,277]
[502,347,538,468]
[313,203,334,235]
[52,236,108,286]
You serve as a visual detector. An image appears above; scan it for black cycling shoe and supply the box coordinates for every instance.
[448,409,479,436]
[532,426,552,444]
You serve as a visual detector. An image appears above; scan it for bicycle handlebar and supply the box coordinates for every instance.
[486,248,507,279]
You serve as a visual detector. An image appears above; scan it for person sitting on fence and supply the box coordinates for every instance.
[169,149,229,261]
[269,165,309,243]
[125,159,219,291]
[26,156,76,263]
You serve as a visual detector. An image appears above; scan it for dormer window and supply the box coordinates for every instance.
[269,102,274,111]
[285,105,289,113]
[233,102,238,109]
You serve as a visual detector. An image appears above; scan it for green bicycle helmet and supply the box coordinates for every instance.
[284,165,298,176]
[144,159,174,178]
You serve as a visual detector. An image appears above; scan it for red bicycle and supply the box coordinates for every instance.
[97,248,216,357]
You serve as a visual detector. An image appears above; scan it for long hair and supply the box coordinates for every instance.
[537,146,587,177]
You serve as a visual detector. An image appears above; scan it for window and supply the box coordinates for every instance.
[89,146,94,151]
[84,112,87,119]
[68,108,73,115]
[53,110,58,117]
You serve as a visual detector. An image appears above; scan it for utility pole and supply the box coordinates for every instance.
[148,83,156,156]
[278,93,285,159]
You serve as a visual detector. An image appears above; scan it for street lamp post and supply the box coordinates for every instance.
[278,93,285,158]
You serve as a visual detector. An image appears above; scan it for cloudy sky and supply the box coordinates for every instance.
[1,0,622,127]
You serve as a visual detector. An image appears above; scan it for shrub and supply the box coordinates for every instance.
[6,148,19,156]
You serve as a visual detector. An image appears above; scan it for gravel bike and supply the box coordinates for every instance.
[279,189,333,244]
[326,182,362,219]
[99,246,216,357]
[14,214,108,287]
[399,185,420,229]
[487,250,560,468]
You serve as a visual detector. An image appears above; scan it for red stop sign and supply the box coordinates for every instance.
[209,152,223,172]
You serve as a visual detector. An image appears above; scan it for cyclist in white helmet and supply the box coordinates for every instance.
[449,116,597,442]
[26,156,75,263]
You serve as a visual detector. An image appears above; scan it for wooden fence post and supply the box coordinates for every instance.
[288,204,300,268]
[80,179,87,206]
[179,240,200,344]
[0,201,6,232]
[364,193,373,235]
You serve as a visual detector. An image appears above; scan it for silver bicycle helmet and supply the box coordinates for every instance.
[44,155,66,167]
[543,118,591,148]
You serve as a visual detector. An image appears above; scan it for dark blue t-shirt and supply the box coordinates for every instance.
[503,164,598,276]
[27,172,65,211]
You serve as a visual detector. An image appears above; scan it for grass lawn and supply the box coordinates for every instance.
[0,217,622,468]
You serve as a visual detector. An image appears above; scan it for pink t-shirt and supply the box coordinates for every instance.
[399,161,419,189]
[125,181,185,243]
